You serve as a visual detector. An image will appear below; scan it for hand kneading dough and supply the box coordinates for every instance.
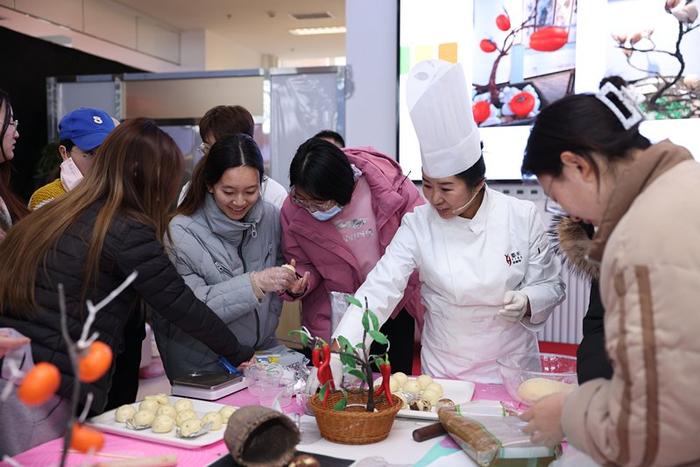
[115,404,136,423]
[156,405,177,419]
[151,415,175,433]
[174,399,194,413]
[218,406,236,422]
[517,377,574,403]
[139,399,160,413]
[201,412,223,431]
[176,409,197,427]
[179,418,203,437]
[132,410,156,428]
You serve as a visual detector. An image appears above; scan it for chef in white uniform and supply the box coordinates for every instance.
[333,60,565,382]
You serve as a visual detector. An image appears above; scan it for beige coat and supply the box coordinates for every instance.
[561,141,700,466]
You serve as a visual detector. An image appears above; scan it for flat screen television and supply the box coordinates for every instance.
[398,0,700,181]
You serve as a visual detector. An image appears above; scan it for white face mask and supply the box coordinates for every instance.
[310,204,343,222]
[60,157,84,191]
[451,183,485,215]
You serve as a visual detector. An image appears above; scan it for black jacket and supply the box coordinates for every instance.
[551,216,612,384]
[0,202,254,414]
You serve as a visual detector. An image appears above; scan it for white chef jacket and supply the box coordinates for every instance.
[333,187,565,382]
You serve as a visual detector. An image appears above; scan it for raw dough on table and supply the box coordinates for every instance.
[517,377,575,404]
[151,415,175,433]
[139,399,160,413]
[114,404,136,423]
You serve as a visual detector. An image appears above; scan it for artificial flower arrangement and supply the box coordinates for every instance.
[291,295,401,444]
[2,272,137,466]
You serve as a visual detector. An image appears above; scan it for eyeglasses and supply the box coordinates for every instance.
[290,186,335,212]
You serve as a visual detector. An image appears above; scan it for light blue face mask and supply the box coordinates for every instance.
[310,204,343,221]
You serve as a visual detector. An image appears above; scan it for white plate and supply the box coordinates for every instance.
[375,377,475,421]
[88,396,236,449]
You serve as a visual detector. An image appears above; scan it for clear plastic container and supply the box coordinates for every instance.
[497,352,577,405]
[247,363,295,408]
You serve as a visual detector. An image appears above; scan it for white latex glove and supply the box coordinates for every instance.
[498,290,529,323]
[251,267,296,293]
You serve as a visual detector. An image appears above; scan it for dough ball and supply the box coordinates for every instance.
[416,374,433,389]
[436,398,456,411]
[151,415,175,434]
[402,380,420,395]
[139,400,159,413]
[174,399,194,413]
[179,418,203,437]
[421,388,440,405]
[156,405,177,419]
[176,409,197,427]
[392,372,408,388]
[425,382,444,397]
[408,398,432,412]
[132,410,155,428]
[388,376,401,393]
[218,406,237,422]
[517,377,575,404]
[145,393,169,405]
[201,412,223,431]
[114,404,136,423]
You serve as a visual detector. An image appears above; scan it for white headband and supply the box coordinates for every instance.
[595,82,644,130]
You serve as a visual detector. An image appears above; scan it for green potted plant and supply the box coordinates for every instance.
[291,295,402,444]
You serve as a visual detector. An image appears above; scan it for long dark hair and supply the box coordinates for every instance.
[0,119,184,315]
[179,133,264,216]
[289,137,355,205]
[522,92,651,178]
[0,89,29,222]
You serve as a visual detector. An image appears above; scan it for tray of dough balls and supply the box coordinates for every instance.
[88,393,238,448]
[374,373,475,421]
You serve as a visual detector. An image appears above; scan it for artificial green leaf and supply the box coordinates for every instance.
[348,369,367,382]
[337,336,353,352]
[333,397,347,411]
[318,381,329,401]
[369,310,380,331]
[362,311,370,333]
[288,329,310,347]
[340,352,355,367]
[345,295,363,308]
[369,330,388,345]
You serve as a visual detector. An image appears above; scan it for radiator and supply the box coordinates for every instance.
[537,267,590,344]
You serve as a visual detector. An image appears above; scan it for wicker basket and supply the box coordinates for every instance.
[309,390,402,444]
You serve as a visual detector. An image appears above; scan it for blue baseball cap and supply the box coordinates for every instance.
[59,107,116,152]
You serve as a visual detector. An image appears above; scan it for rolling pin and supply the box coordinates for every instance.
[412,422,446,442]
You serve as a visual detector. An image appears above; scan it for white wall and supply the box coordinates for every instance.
[205,30,262,70]
[345,0,398,157]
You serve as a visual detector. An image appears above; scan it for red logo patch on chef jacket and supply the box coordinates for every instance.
[505,251,523,266]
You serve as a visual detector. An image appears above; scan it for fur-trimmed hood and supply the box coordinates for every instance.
[549,215,599,280]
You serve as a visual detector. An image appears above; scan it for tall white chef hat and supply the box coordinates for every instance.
[407,60,481,179]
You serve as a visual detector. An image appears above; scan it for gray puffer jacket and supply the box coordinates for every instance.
[153,195,283,380]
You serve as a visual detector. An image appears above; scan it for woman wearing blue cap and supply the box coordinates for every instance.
[29,107,116,210]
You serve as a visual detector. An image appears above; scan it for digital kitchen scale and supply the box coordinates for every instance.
[171,372,248,401]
